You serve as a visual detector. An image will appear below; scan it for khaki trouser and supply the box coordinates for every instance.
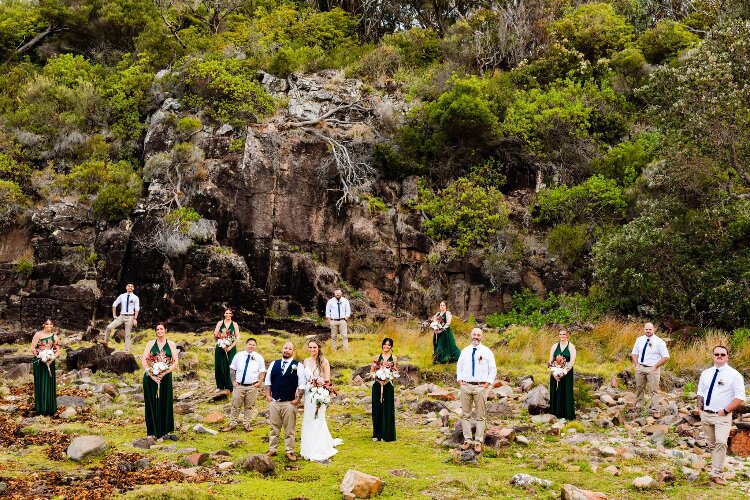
[460,383,488,443]
[269,401,297,454]
[702,411,732,477]
[635,365,661,408]
[329,319,348,350]
[105,314,135,353]
[230,385,258,426]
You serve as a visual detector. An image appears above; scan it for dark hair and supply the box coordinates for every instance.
[224,308,233,314]
[246,337,257,344]
[155,322,167,330]
[44,318,54,325]
[713,345,729,355]
[382,337,394,348]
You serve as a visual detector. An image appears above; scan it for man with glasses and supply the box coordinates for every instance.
[223,338,265,432]
[104,283,140,354]
[630,322,669,410]
[697,346,746,485]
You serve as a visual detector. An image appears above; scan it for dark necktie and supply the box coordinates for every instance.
[705,368,719,407]
[240,354,251,384]
[337,300,341,320]
[281,360,288,373]
[471,347,477,377]
[640,338,650,363]
[125,293,130,313]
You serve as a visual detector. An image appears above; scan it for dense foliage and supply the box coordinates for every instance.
[1,0,749,328]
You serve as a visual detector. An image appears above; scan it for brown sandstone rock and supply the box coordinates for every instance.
[341,469,384,499]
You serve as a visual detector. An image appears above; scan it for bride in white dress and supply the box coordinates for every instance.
[300,339,343,461]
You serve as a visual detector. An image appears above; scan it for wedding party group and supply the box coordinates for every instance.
[28,285,746,484]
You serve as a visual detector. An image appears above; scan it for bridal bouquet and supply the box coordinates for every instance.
[308,386,331,419]
[215,330,236,359]
[429,316,446,332]
[371,362,399,401]
[36,339,58,376]
[146,352,172,398]
[549,355,568,387]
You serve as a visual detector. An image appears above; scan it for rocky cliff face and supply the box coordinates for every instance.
[0,70,575,333]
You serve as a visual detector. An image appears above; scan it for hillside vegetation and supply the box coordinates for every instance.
[1,0,750,331]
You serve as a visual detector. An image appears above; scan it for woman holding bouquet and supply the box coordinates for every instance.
[548,329,576,420]
[371,337,398,442]
[300,338,342,461]
[213,308,239,396]
[432,301,461,364]
[142,322,178,441]
[31,319,59,416]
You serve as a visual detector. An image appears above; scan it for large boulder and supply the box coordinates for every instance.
[416,400,447,414]
[4,363,31,380]
[561,484,608,500]
[97,352,139,374]
[524,385,550,415]
[240,454,274,474]
[57,395,87,407]
[65,344,113,372]
[67,436,106,461]
[341,470,384,499]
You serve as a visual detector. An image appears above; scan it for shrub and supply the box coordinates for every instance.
[65,159,140,196]
[92,184,138,223]
[165,206,201,233]
[485,290,601,329]
[592,133,658,186]
[573,380,594,410]
[0,179,31,227]
[549,2,634,62]
[176,116,202,138]
[638,20,700,65]
[547,223,588,267]
[535,175,628,226]
[13,257,33,278]
[384,28,441,68]
[610,47,648,91]
[0,151,33,188]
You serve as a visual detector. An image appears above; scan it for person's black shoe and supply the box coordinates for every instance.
[164,434,178,441]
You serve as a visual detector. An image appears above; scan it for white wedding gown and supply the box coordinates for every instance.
[300,362,343,461]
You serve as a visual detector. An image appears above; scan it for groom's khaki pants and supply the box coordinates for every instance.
[230,385,258,425]
[269,401,297,453]
[461,383,488,443]
[105,314,135,353]
[329,319,348,350]
[635,365,661,408]
[701,411,732,477]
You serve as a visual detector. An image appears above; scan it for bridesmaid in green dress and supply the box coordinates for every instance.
[432,301,461,364]
[31,319,59,416]
[371,338,397,442]
[548,329,576,420]
[213,308,239,395]
[142,322,178,440]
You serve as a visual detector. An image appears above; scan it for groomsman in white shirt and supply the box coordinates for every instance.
[325,289,351,351]
[697,345,746,485]
[630,322,669,410]
[223,338,266,432]
[456,328,496,453]
[104,283,140,354]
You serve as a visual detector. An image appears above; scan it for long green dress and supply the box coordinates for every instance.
[432,312,461,364]
[372,354,397,442]
[143,341,174,438]
[33,335,57,416]
[549,342,576,420]
[214,321,237,391]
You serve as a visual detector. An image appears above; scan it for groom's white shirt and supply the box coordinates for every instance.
[456,343,496,384]
[264,359,307,389]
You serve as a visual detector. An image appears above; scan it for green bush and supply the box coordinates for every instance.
[92,184,138,223]
[412,177,510,254]
[0,151,33,188]
[175,116,202,137]
[384,28,441,68]
[638,20,700,65]
[0,179,31,227]
[549,2,634,62]
[165,206,200,233]
[65,159,140,196]
[485,290,601,329]
[13,257,33,278]
[535,175,628,226]
[731,328,750,350]
[268,45,326,77]
[573,380,594,409]
[610,47,648,90]
[592,133,658,186]
[547,223,588,267]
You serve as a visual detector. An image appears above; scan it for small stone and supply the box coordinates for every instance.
[341,469,384,499]
[632,476,654,489]
[599,394,616,406]
[561,484,608,500]
[114,410,124,417]
[185,453,209,466]
[510,473,552,488]
[203,412,225,424]
[598,446,618,457]
[57,395,87,408]
[193,424,218,436]
[177,391,194,401]
[60,407,77,419]
[218,461,235,470]
[67,436,107,462]
[603,465,619,476]
[178,467,198,477]
[133,458,150,470]
[132,437,155,449]
[175,403,194,415]
[240,454,275,474]
[531,414,557,425]
[656,470,675,483]
[516,435,529,446]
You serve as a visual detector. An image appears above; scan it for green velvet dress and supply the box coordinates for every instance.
[549,343,576,420]
[372,354,397,442]
[33,335,57,416]
[143,341,174,438]
[432,312,461,364]
[214,321,237,391]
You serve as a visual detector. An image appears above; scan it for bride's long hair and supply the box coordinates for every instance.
[308,338,325,376]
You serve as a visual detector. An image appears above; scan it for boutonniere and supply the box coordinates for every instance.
[291,364,297,371]
[478,355,483,362]
[717,379,725,386]
[250,354,255,361]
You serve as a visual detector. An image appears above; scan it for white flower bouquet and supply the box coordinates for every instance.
[308,386,331,419]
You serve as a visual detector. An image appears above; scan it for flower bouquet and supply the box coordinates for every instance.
[429,316,446,333]
[549,355,568,387]
[36,339,58,376]
[215,329,236,360]
[146,351,172,398]
[370,362,400,401]
[308,385,331,419]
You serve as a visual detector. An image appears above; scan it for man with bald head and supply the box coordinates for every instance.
[631,322,670,410]
[456,328,496,453]
[264,341,306,461]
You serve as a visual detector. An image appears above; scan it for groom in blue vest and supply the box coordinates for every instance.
[264,341,306,461]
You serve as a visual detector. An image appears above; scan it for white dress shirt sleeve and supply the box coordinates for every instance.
[112,294,124,309]
[486,346,497,384]
[264,361,275,386]
[325,299,333,319]
[133,295,140,312]
[732,370,747,401]
[656,338,669,358]
[344,298,351,319]
[631,337,641,356]
[456,347,468,381]
[229,353,242,372]
[256,354,266,373]
[296,364,307,389]
[696,369,709,398]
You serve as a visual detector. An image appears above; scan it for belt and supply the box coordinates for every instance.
[639,364,652,367]
[703,409,726,414]
[239,382,258,387]
[121,313,135,316]
[465,381,485,385]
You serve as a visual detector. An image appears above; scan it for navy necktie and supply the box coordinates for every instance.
[281,360,288,373]
[125,293,130,313]
[337,301,341,320]
[240,354,251,384]
[640,338,650,363]
[705,368,719,407]
[471,347,477,377]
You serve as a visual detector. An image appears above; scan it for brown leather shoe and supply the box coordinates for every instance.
[710,476,727,486]
[285,452,297,462]
[459,441,471,450]
[266,450,277,457]
[221,424,237,432]
[243,423,252,432]
[473,442,482,453]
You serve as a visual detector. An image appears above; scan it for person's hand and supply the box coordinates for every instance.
[483,382,489,389]
[291,399,299,407]
[265,394,272,402]
[233,381,238,387]
[133,319,138,327]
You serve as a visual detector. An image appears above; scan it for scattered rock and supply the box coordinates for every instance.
[203,412,225,424]
[67,436,106,462]
[561,484,608,500]
[530,414,557,425]
[60,407,77,419]
[603,465,619,476]
[57,395,87,408]
[656,470,675,483]
[193,424,218,436]
[524,386,550,415]
[486,402,514,417]
[632,476,654,489]
[4,363,31,380]
[240,454,275,474]
[133,458,150,470]
[427,388,457,401]
[518,376,534,392]
[177,391,194,401]
[178,467,199,477]
[599,394,616,406]
[186,453,210,466]
[598,446,618,457]
[416,400,447,414]
[389,469,416,478]
[459,449,478,464]
[510,473,552,488]
[218,461,235,470]
[341,469,384,499]
[516,435,529,446]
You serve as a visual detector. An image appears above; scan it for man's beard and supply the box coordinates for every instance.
[282,353,292,359]
[471,340,480,346]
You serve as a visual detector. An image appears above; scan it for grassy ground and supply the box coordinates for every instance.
[2,318,749,499]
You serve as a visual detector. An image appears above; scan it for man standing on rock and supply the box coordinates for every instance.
[697,345,746,485]
[223,338,266,432]
[104,283,139,354]
[264,341,305,461]
[326,289,351,351]
[630,322,669,410]
[456,327,496,453]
